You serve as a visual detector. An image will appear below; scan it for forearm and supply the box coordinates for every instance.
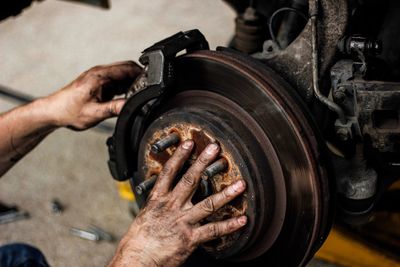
[0,97,58,176]
[0,61,140,177]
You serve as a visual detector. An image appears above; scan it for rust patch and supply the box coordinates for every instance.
[142,122,247,252]
[191,129,215,157]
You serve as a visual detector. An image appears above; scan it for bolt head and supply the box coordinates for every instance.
[336,128,349,141]
[333,87,347,103]
[150,144,160,154]
[135,186,144,195]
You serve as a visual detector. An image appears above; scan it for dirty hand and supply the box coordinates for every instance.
[46,61,141,130]
[109,141,247,267]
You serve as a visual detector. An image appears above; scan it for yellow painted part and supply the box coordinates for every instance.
[116,181,136,201]
[389,180,400,190]
[316,228,400,267]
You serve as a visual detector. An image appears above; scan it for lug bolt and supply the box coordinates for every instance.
[151,132,180,153]
[333,86,347,103]
[336,128,350,141]
[199,178,212,198]
[135,175,158,195]
[202,158,228,179]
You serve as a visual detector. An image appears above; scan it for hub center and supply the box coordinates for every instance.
[137,109,252,257]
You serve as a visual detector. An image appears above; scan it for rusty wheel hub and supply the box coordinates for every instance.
[118,50,333,266]
[138,90,286,259]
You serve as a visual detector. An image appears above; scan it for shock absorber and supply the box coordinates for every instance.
[233,6,268,54]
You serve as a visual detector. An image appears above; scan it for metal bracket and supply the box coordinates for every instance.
[107,30,209,181]
[139,30,209,88]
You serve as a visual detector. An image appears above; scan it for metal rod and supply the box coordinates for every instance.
[150,133,180,153]
[0,210,30,224]
[202,158,228,179]
[70,228,100,241]
[135,175,158,195]
[310,0,347,124]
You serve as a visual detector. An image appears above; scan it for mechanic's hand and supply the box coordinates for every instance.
[109,141,247,267]
[46,61,141,130]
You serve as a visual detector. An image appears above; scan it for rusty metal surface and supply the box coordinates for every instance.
[255,0,348,103]
[141,120,248,253]
[125,49,334,266]
[137,102,263,259]
[332,75,400,172]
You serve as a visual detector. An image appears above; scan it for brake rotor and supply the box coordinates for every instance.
[129,50,333,266]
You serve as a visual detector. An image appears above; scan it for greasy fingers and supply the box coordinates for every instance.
[194,216,247,243]
[93,98,126,121]
[151,140,194,196]
[89,61,141,83]
[110,143,248,267]
[171,143,220,204]
[185,179,246,224]
[87,61,142,101]
[50,60,142,130]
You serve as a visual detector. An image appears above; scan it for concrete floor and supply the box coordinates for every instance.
[0,1,234,266]
[0,1,331,266]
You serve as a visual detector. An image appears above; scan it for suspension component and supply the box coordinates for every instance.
[135,175,157,195]
[150,132,180,153]
[202,158,228,179]
[233,7,268,54]
[338,35,382,56]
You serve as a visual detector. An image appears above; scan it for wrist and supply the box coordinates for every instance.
[29,96,61,130]
[109,235,160,267]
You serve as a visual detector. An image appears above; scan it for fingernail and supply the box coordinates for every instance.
[232,180,246,191]
[182,140,193,150]
[238,216,247,225]
[205,143,219,155]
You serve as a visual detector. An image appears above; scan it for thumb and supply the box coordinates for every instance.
[98,98,126,120]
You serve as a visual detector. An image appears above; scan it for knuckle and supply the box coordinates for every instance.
[181,225,195,242]
[89,65,103,73]
[200,198,215,213]
[80,73,102,88]
[209,224,219,238]
[80,69,93,78]
[125,60,136,66]
[160,165,174,177]
[181,173,195,187]
[197,155,209,166]
[221,189,229,200]
[125,60,142,71]
[107,102,117,116]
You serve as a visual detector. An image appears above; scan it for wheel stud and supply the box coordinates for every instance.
[150,132,180,153]
[135,175,157,195]
[202,158,228,179]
